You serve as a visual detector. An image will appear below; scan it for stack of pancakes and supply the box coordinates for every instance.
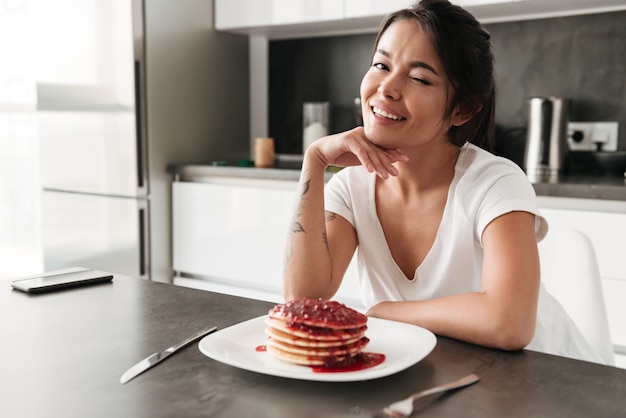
[264,297,369,366]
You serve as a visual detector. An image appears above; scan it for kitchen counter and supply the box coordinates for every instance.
[170,163,306,182]
[531,175,626,201]
[168,164,626,201]
[3,274,626,418]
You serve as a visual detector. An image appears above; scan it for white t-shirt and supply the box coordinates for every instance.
[325,142,602,363]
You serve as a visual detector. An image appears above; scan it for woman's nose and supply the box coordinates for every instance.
[377,73,402,100]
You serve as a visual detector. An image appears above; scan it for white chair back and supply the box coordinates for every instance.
[538,227,614,365]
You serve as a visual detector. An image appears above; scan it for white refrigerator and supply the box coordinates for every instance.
[35,0,250,281]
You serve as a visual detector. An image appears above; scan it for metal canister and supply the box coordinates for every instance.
[524,97,571,182]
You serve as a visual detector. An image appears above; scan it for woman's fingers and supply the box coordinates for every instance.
[385,148,410,163]
[312,127,409,179]
[356,145,407,179]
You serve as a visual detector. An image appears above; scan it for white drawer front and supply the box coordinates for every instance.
[173,180,363,308]
[173,181,296,292]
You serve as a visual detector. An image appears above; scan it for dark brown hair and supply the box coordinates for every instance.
[373,0,495,149]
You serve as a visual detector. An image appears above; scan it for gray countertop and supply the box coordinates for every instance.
[531,175,626,201]
[3,274,626,418]
[169,164,626,202]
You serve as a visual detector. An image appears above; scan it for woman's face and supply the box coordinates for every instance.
[360,19,457,150]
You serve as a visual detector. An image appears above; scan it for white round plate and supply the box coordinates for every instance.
[199,315,436,382]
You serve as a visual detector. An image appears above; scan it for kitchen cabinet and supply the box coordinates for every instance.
[215,0,626,39]
[343,0,414,18]
[538,196,626,367]
[172,178,361,307]
[215,0,343,33]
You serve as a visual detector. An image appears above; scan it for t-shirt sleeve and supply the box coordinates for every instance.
[476,172,549,244]
[324,169,356,227]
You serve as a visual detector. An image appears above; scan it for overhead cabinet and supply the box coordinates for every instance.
[343,0,418,19]
[215,0,344,36]
[215,0,626,39]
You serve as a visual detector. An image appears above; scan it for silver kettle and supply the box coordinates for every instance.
[524,97,571,182]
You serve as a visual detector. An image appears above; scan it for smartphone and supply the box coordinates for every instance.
[11,267,113,294]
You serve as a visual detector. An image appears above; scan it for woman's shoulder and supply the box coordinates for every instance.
[454,142,537,202]
[457,142,526,179]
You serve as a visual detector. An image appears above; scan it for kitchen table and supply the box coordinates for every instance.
[2,274,625,418]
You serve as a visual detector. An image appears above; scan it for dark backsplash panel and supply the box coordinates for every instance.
[269,34,374,155]
[269,10,626,156]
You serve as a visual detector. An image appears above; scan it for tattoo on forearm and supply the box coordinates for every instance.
[301,179,310,196]
[285,176,311,266]
[289,178,311,235]
[323,211,335,251]
[291,221,305,234]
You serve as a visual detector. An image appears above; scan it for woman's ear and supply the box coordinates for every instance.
[451,98,483,127]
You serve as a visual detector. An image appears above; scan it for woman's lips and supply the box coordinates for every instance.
[371,106,406,121]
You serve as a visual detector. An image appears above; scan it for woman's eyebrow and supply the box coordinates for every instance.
[376,48,439,76]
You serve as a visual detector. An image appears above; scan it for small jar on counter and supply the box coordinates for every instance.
[254,137,275,168]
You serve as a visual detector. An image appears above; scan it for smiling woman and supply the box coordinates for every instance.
[282,0,606,365]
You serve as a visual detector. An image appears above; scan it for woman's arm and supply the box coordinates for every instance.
[366,210,541,351]
[282,153,338,301]
[283,127,408,301]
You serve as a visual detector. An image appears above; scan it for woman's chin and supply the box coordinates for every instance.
[363,129,394,149]
[363,126,383,144]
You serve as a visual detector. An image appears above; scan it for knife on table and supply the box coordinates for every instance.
[120,326,218,384]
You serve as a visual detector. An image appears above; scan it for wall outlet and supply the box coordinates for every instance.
[568,122,618,152]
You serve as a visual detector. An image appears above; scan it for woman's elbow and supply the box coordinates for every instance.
[489,317,536,351]
[282,276,308,301]
[495,331,533,352]
[282,277,335,302]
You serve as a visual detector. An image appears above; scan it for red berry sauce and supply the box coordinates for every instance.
[268,298,367,328]
[311,352,386,373]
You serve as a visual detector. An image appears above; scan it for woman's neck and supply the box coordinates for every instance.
[382,142,460,198]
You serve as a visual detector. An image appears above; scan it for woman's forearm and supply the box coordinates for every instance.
[366,291,537,351]
[283,150,336,301]
[282,129,407,301]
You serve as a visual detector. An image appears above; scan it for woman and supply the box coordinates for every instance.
[283,0,601,363]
